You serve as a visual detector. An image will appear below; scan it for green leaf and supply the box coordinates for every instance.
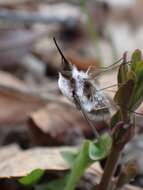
[35,175,68,190]
[126,70,136,81]
[64,140,91,190]
[118,62,129,86]
[129,83,143,110]
[128,61,143,110]
[116,50,143,112]
[89,133,112,161]
[64,135,112,190]
[61,151,78,167]
[114,80,135,110]
[19,169,45,186]
[131,49,142,71]
[79,0,101,60]
[133,60,143,75]
[79,0,85,7]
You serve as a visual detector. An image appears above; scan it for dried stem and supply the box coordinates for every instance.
[97,146,121,190]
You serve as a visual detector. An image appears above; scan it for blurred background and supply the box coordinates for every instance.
[0,0,143,190]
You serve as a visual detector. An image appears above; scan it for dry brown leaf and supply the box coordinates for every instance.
[0,144,102,179]
[0,85,46,125]
[0,29,48,66]
[29,103,92,146]
[0,71,27,90]
[0,29,34,66]
[0,145,76,178]
[66,52,100,71]
[0,144,20,163]
[0,145,140,190]
[0,0,31,6]
[124,185,143,190]
[0,70,46,124]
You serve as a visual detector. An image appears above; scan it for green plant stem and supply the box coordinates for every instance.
[107,31,118,62]
[97,146,121,190]
[64,141,91,190]
[79,0,101,62]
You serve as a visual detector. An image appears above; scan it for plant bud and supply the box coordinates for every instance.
[112,121,134,150]
[112,121,134,149]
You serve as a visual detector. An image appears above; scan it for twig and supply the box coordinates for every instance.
[97,146,121,190]
[36,0,79,5]
[0,0,33,6]
[0,9,78,24]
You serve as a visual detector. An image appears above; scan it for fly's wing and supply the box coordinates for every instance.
[75,77,111,122]
[88,91,110,121]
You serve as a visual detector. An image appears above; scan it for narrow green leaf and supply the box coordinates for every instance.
[61,151,78,167]
[19,169,44,186]
[114,80,135,110]
[64,140,91,190]
[128,61,143,110]
[63,135,112,190]
[126,70,136,81]
[129,84,143,110]
[131,49,142,71]
[118,62,129,85]
[79,0,101,61]
[35,175,68,190]
[133,60,143,75]
[89,133,112,161]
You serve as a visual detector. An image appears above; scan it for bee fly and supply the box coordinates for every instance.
[54,38,114,138]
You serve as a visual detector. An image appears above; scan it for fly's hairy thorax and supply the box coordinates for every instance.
[58,64,110,121]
